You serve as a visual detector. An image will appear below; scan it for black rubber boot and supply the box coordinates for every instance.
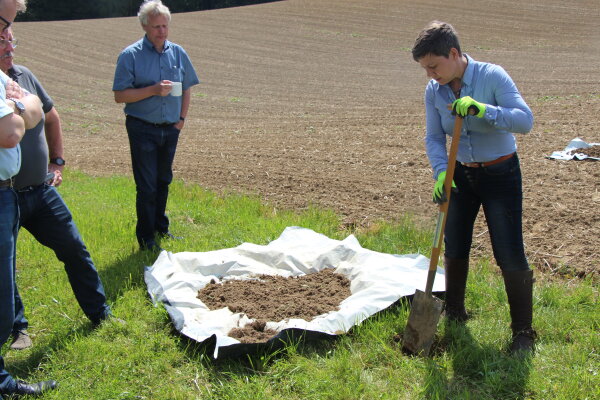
[503,269,537,354]
[443,256,470,322]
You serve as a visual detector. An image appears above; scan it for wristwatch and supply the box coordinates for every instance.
[50,157,66,166]
[7,98,25,116]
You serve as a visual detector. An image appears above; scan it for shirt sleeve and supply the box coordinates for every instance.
[112,51,135,91]
[179,48,200,90]
[424,82,449,179]
[482,65,533,134]
[0,71,13,118]
[23,67,54,113]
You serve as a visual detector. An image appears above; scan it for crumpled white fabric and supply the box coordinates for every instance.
[144,226,445,358]
[547,138,600,161]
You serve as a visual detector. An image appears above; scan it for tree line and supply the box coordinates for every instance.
[17,0,279,22]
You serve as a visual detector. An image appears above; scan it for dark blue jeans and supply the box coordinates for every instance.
[126,116,180,247]
[0,187,18,393]
[444,154,529,271]
[15,184,110,328]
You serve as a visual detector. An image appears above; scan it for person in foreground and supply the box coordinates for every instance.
[113,0,199,251]
[0,1,58,397]
[0,26,117,354]
[411,21,536,353]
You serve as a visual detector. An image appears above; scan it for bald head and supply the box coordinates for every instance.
[0,0,25,35]
[0,0,27,12]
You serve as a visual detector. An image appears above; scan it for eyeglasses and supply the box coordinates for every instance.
[0,38,17,48]
[0,15,11,33]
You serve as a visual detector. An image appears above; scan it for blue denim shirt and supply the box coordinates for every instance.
[0,70,20,180]
[112,35,199,124]
[424,55,533,179]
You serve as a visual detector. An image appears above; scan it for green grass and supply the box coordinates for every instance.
[6,170,599,399]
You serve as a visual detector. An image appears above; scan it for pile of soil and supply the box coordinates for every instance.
[569,146,600,158]
[197,269,351,343]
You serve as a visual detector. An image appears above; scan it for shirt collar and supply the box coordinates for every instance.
[7,65,22,80]
[462,54,475,88]
[143,35,171,53]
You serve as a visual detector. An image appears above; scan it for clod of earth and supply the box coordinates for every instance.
[197,269,351,343]
[569,145,600,158]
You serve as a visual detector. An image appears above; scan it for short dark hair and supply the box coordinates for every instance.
[412,21,461,61]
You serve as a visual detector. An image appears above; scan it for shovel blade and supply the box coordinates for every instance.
[402,289,444,356]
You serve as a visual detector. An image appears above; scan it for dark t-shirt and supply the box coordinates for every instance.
[9,65,54,189]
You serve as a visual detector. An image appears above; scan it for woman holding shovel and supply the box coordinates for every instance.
[411,21,536,353]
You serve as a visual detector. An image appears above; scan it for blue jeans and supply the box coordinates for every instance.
[0,187,18,393]
[444,154,529,271]
[126,116,180,247]
[15,184,110,328]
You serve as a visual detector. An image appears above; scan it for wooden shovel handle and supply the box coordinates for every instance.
[424,116,464,295]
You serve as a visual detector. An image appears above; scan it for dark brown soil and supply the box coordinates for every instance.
[197,269,351,343]
[229,320,276,343]
[569,146,600,158]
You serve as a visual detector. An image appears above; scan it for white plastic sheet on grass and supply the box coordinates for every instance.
[547,137,600,161]
[144,226,445,358]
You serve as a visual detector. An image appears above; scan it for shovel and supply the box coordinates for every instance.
[402,113,465,356]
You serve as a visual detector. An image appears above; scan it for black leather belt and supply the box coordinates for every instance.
[0,177,14,188]
[126,115,174,128]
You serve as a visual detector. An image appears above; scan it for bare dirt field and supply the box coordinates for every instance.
[15,0,599,278]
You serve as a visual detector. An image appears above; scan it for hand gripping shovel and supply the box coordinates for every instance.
[402,114,464,356]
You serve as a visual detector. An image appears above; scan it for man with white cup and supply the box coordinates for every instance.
[113,0,199,251]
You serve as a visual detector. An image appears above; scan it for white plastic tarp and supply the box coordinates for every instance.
[547,138,600,161]
[144,226,445,358]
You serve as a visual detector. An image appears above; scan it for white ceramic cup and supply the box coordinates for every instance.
[170,82,182,97]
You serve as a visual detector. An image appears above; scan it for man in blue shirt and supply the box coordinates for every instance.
[113,0,199,251]
[412,21,536,354]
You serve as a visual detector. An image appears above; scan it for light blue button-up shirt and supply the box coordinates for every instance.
[113,35,199,124]
[424,54,533,179]
[0,69,20,180]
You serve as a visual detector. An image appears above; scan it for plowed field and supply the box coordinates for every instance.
[15,0,599,277]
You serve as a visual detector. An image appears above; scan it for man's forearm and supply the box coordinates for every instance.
[114,80,177,104]
[180,89,191,119]
[44,107,64,159]
[18,95,43,129]
[0,113,25,148]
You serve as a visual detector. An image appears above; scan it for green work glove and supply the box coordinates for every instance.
[452,96,486,118]
[433,171,457,204]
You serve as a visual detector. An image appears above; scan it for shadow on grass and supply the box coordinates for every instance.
[423,319,534,399]
[6,248,157,380]
[178,325,340,381]
[6,322,90,379]
[99,247,160,304]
